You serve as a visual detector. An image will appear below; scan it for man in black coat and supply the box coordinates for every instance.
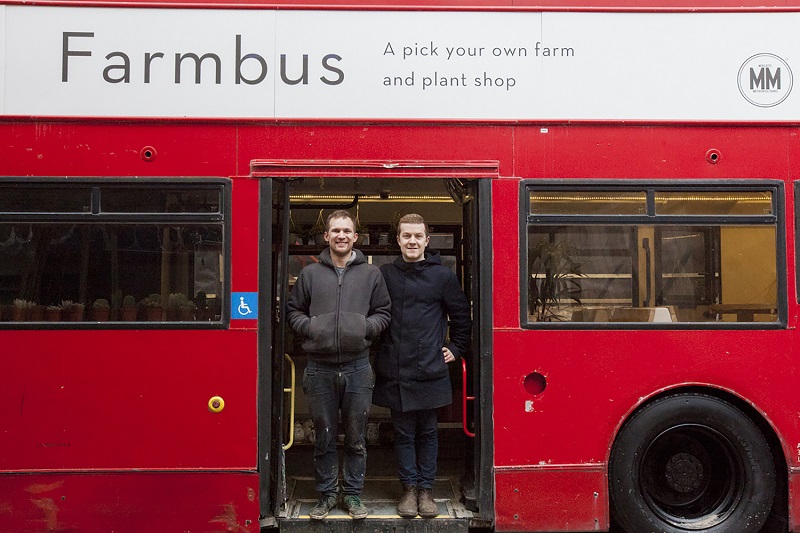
[373,213,471,518]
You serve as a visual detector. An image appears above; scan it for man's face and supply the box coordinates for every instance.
[325,216,357,258]
[397,222,429,262]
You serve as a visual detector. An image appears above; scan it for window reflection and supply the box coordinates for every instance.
[0,223,223,323]
[527,220,778,323]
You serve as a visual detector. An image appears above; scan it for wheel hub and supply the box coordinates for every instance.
[665,452,704,493]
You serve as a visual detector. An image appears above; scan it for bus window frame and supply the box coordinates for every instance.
[519,179,788,330]
[0,176,231,330]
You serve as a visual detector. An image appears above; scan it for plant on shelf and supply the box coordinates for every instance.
[141,293,163,321]
[180,300,196,321]
[120,295,137,322]
[61,300,85,322]
[528,238,585,322]
[29,302,44,321]
[167,292,195,321]
[91,298,110,321]
[12,298,33,321]
[45,304,62,322]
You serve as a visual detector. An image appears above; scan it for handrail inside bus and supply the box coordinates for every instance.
[282,354,296,451]
[462,358,475,438]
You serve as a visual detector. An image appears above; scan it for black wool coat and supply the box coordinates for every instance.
[373,251,471,412]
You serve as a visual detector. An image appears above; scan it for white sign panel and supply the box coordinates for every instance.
[1,6,797,121]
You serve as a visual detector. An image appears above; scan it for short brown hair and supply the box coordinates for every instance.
[397,213,430,237]
[325,209,356,231]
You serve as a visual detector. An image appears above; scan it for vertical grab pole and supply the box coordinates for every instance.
[282,354,296,450]
[462,358,475,438]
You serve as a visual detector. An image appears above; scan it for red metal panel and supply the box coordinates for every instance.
[492,329,796,467]
[491,178,520,329]
[0,122,238,177]
[494,468,608,531]
[231,177,260,293]
[514,125,792,180]
[0,472,259,532]
[1,330,257,470]
[250,159,499,178]
[236,125,514,177]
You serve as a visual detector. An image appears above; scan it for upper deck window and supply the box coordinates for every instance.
[0,186,93,213]
[654,191,773,216]
[529,191,647,215]
[102,187,222,214]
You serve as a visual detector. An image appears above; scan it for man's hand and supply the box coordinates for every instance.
[442,347,455,363]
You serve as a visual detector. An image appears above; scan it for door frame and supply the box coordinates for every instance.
[253,160,497,524]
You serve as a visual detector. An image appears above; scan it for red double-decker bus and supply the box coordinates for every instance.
[1,1,799,532]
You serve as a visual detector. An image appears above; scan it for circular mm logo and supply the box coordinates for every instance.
[738,53,793,107]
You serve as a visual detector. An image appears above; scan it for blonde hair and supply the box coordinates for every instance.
[397,213,430,237]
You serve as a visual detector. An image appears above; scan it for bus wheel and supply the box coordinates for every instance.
[610,393,775,533]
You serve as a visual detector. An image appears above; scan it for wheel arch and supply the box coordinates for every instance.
[608,384,789,530]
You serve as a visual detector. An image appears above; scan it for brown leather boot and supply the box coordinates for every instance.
[418,488,438,518]
[397,484,418,518]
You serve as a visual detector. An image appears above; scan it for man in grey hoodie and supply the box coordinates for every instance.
[286,209,391,520]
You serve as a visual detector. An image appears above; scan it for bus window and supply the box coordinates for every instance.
[525,185,780,324]
[0,181,226,324]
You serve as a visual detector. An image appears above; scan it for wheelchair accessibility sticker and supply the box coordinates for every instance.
[232,292,257,319]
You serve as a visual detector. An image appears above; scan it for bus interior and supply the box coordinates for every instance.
[267,176,482,526]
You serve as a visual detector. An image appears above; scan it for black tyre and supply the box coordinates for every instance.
[610,393,775,533]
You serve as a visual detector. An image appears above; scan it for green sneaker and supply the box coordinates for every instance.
[342,494,369,519]
[309,493,338,520]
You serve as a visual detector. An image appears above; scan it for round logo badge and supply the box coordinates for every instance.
[738,53,793,107]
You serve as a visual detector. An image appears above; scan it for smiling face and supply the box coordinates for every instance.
[397,222,430,263]
[325,216,358,259]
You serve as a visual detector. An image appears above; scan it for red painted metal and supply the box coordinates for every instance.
[0,472,260,532]
[3,3,800,531]
[3,120,800,531]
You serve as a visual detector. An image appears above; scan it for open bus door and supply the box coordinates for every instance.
[463,178,494,526]
[257,178,292,527]
[254,163,496,532]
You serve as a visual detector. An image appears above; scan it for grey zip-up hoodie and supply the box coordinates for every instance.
[286,248,391,363]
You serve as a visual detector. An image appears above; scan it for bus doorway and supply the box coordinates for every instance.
[255,163,493,531]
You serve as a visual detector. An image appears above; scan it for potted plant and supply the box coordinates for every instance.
[354,205,368,245]
[12,298,31,321]
[288,213,302,245]
[91,298,110,321]
[388,211,403,247]
[167,292,196,321]
[309,209,326,246]
[61,300,85,322]
[179,299,196,321]
[45,304,62,322]
[528,238,585,322]
[141,293,163,321]
[120,295,137,321]
[29,303,45,322]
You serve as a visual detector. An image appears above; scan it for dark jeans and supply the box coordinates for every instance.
[391,408,439,489]
[303,358,374,496]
